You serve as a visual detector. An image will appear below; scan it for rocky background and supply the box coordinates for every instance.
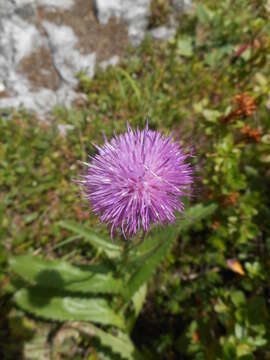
[0,0,191,116]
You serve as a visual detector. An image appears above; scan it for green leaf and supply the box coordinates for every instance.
[59,221,121,258]
[129,204,217,260]
[24,212,38,224]
[196,4,213,24]
[177,203,218,232]
[177,37,193,57]
[132,283,147,318]
[72,323,143,360]
[240,47,251,61]
[124,225,178,300]
[202,109,221,123]
[9,255,122,294]
[231,291,246,307]
[15,288,124,329]
[124,204,217,299]
[205,46,234,67]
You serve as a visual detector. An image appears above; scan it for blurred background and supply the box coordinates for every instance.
[0,0,270,359]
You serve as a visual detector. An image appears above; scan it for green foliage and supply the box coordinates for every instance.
[8,203,213,358]
[177,36,194,57]
[72,323,142,360]
[59,221,122,258]
[15,288,124,328]
[149,0,173,28]
[9,255,122,294]
[131,284,148,319]
[124,228,177,300]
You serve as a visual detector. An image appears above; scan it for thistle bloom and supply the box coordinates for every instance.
[80,123,193,238]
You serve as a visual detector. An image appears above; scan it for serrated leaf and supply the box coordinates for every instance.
[9,255,121,294]
[124,225,178,300]
[59,221,121,258]
[124,204,217,299]
[15,288,124,329]
[131,203,217,258]
[132,283,147,318]
[72,322,142,360]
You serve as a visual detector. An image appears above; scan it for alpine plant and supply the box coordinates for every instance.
[79,123,193,239]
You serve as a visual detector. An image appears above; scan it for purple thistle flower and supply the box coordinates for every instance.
[79,123,193,239]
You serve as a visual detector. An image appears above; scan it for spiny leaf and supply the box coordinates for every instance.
[124,204,217,299]
[15,288,125,329]
[59,221,122,258]
[132,283,147,318]
[124,225,178,300]
[9,255,122,294]
[130,203,217,259]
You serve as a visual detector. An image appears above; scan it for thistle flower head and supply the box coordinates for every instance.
[80,123,193,238]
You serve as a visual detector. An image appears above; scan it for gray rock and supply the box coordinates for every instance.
[94,0,122,24]
[0,87,57,115]
[123,0,151,45]
[0,13,46,109]
[57,123,74,136]
[150,26,176,41]
[0,97,22,109]
[6,71,31,96]
[100,55,120,70]
[0,1,15,16]
[33,88,58,112]
[42,21,77,50]
[172,0,193,12]
[94,0,151,45]
[0,0,92,116]
[15,4,36,20]
[0,81,5,92]
[1,16,43,66]
[0,0,190,116]
[37,0,74,9]
[56,84,84,108]
[42,21,96,85]
[13,0,35,5]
